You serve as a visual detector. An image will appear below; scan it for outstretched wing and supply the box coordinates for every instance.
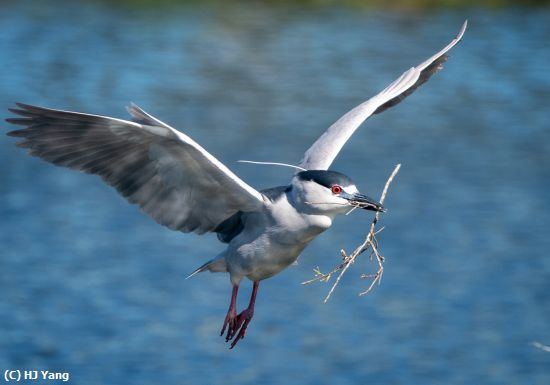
[6,103,265,234]
[299,20,467,171]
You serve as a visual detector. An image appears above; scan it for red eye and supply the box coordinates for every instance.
[331,185,342,194]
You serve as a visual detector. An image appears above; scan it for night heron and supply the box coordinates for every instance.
[5,21,466,348]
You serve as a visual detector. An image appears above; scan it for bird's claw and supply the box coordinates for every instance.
[222,308,254,349]
[220,309,237,338]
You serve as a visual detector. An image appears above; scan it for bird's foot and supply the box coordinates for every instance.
[221,281,259,349]
[220,308,237,339]
[224,307,254,349]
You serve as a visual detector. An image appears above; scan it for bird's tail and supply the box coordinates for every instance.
[186,257,227,279]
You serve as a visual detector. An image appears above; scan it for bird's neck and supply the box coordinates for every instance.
[284,188,335,231]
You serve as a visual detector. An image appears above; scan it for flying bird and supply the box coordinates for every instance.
[5,21,466,348]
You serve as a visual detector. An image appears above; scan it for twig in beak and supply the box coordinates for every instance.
[301,164,401,302]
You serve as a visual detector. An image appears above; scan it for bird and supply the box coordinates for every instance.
[5,21,466,348]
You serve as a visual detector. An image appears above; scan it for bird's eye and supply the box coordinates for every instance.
[331,185,342,194]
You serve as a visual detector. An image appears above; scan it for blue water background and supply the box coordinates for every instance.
[0,2,549,384]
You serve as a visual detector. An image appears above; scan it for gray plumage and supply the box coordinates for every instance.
[7,103,264,234]
[5,21,467,348]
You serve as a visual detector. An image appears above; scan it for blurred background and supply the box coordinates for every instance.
[1,0,549,384]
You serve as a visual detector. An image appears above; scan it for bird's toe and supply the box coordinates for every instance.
[228,308,254,349]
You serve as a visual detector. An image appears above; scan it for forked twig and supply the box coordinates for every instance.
[302,164,401,303]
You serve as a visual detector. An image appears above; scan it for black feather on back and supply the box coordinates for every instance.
[215,211,244,243]
[214,185,289,243]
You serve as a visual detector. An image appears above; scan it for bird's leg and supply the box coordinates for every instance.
[221,284,239,340]
[229,281,260,349]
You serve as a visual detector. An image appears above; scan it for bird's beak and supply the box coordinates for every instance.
[343,192,385,212]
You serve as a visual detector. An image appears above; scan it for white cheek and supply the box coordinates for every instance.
[336,196,349,205]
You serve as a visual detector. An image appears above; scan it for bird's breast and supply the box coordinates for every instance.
[225,195,334,281]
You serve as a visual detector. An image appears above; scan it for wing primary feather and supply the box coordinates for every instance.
[298,20,467,171]
[5,102,265,236]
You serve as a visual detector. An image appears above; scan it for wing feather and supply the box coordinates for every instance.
[299,20,467,170]
[6,103,265,234]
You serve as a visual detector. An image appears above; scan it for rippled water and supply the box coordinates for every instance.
[1,2,549,384]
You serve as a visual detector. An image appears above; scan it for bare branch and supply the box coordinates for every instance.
[301,249,352,285]
[358,237,384,296]
[301,164,400,302]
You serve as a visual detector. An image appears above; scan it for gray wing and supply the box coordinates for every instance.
[6,103,265,234]
[299,20,467,171]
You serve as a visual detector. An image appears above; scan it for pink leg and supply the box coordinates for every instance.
[228,281,260,349]
[220,284,239,339]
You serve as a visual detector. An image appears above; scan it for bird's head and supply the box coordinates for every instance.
[291,170,384,216]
